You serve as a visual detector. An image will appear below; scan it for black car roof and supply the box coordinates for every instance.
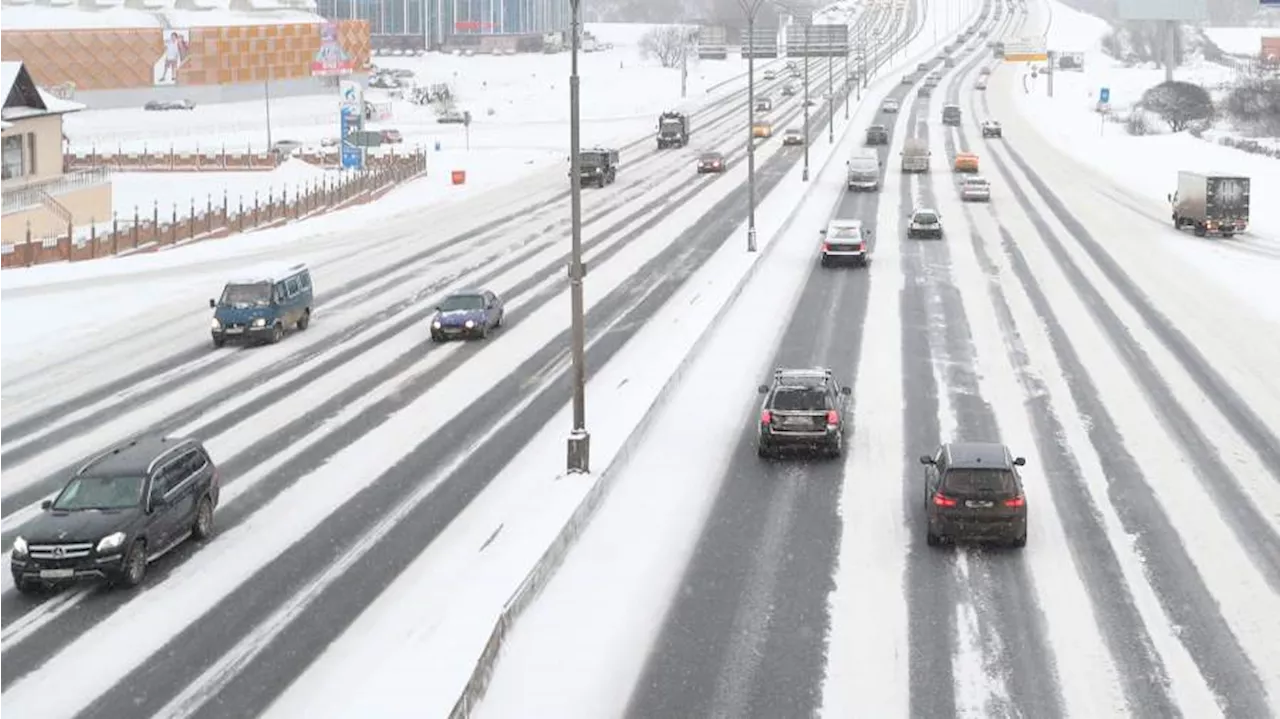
[945,442,1013,469]
[80,435,200,476]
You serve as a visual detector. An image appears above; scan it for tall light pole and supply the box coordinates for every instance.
[843,48,849,119]
[826,43,833,143]
[741,0,764,253]
[566,0,589,473]
[802,18,810,181]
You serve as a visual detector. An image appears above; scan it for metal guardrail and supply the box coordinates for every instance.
[2,168,112,215]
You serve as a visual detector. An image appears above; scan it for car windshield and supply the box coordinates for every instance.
[700,153,722,161]
[220,283,272,306]
[914,213,938,224]
[943,468,1016,495]
[440,294,485,311]
[581,153,607,167]
[771,387,828,410]
[661,120,682,131]
[965,180,989,188]
[829,226,862,239]
[52,475,145,511]
[870,125,886,132]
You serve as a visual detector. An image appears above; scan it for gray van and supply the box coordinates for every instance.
[209,262,313,347]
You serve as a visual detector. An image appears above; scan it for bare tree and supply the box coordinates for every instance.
[640,26,692,68]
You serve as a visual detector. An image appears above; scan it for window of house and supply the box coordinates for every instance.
[2,135,25,180]
[26,132,36,175]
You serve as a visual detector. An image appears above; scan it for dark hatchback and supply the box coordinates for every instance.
[865,124,889,145]
[756,368,853,458]
[10,435,219,593]
[921,442,1028,547]
[697,151,726,174]
[430,289,505,341]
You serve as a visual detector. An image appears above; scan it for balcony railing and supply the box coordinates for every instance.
[2,168,112,215]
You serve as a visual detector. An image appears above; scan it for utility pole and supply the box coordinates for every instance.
[827,46,833,143]
[802,18,810,181]
[741,0,763,252]
[264,66,273,150]
[566,0,589,473]
[843,49,849,119]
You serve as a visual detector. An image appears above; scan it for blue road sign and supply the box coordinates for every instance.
[1099,87,1111,103]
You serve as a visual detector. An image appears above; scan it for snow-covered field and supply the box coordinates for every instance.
[1010,0,1280,319]
[1203,26,1278,56]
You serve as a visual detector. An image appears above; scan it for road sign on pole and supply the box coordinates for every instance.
[1003,36,1048,62]
[1099,87,1110,103]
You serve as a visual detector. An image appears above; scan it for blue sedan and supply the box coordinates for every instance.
[431,289,505,341]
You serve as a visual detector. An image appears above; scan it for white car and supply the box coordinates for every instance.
[906,207,944,239]
[764,69,777,80]
[882,98,900,113]
[960,176,991,202]
[981,120,1003,138]
[783,127,805,145]
[820,219,871,266]
[975,78,988,90]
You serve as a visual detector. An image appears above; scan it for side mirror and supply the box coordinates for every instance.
[209,298,216,309]
[1014,457,1026,466]
[41,499,52,510]
[819,229,827,235]
[919,455,935,465]
[434,306,442,312]
[757,384,769,394]
[1166,193,1172,203]
[841,386,852,395]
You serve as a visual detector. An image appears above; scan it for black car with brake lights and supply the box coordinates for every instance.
[696,151,725,173]
[756,368,853,458]
[921,442,1028,547]
[10,435,219,593]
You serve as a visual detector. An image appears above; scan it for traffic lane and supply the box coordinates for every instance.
[911,60,1067,719]
[976,106,1278,718]
[71,127,816,719]
[897,96,961,719]
[625,256,869,719]
[947,55,1184,717]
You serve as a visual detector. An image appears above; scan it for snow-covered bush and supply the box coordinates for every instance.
[1125,110,1152,135]
[1224,77,1280,136]
[1140,80,1215,132]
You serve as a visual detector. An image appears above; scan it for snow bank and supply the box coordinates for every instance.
[1203,27,1277,57]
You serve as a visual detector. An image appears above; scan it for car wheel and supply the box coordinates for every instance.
[212,336,225,349]
[757,443,772,459]
[1010,529,1027,548]
[297,310,311,331]
[270,323,284,344]
[478,324,489,339]
[430,331,443,342]
[119,540,147,589]
[926,527,941,546]
[495,310,504,328]
[820,255,830,267]
[192,496,214,541]
[828,433,843,458]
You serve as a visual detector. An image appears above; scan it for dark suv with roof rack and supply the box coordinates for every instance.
[10,435,220,594]
[756,368,853,458]
[921,442,1027,547]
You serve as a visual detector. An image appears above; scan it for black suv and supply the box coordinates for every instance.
[865,124,889,145]
[921,442,1028,547]
[756,368,853,458]
[10,435,220,593]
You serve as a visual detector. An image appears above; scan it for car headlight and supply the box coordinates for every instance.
[251,317,266,328]
[211,318,222,330]
[12,536,28,557]
[464,320,475,329]
[97,532,126,554]
[432,321,442,329]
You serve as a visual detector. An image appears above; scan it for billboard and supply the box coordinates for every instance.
[312,22,357,76]
[1117,0,1207,21]
[743,26,780,58]
[1003,36,1048,62]
[0,21,370,91]
[339,80,364,170]
[785,23,848,57]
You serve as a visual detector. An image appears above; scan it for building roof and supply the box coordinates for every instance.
[1,61,86,124]
[0,5,325,30]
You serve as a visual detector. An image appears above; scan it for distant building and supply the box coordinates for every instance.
[314,0,568,52]
[2,61,111,244]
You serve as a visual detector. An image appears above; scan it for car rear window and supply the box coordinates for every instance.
[914,213,938,224]
[770,387,828,410]
[943,469,1016,495]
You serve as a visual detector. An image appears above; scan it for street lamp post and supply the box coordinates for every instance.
[566,0,589,473]
[741,0,764,252]
[802,19,810,181]
[843,49,849,119]
[827,47,833,143]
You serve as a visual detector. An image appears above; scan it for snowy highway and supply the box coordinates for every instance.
[4,0,1280,716]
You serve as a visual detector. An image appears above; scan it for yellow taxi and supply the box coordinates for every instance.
[954,151,979,172]
[752,121,774,138]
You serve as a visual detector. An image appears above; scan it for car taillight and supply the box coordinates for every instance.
[1004,495,1025,508]
[933,493,957,507]
[823,243,831,251]
[761,410,772,424]
[826,410,839,425]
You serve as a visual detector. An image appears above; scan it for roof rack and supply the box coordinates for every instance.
[75,437,141,475]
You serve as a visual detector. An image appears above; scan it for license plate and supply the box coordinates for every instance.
[225,327,244,334]
[443,327,461,334]
[966,500,994,508]
[40,568,75,579]
[782,416,811,426]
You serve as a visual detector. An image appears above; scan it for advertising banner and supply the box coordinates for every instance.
[313,22,357,76]
[154,28,191,85]
[1117,0,1207,20]
[339,80,364,170]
